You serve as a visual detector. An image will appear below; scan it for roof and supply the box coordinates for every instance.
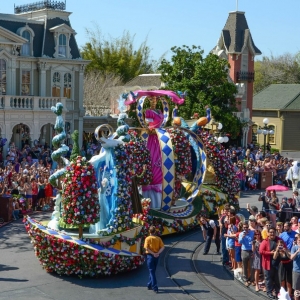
[0,12,81,59]
[124,74,162,88]
[253,84,300,110]
[220,11,261,55]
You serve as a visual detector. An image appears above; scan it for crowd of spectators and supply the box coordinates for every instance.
[216,194,300,299]
[0,140,100,220]
[227,142,299,191]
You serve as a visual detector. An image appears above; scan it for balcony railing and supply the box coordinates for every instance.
[0,95,67,111]
[236,71,255,82]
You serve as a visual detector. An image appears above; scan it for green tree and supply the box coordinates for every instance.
[158,45,241,138]
[81,26,156,83]
[254,52,300,94]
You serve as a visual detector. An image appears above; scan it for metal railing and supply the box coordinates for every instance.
[236,71,255,82]
[14,0,66,14]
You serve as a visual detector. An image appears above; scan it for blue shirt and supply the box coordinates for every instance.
[291,245,300,273]
[238,230,254,250]
[280,231,297,250]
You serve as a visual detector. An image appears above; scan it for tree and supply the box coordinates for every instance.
[81,26,155,83]
[83,71,122,116]
[254,52,300,94]
[158,45,241,138]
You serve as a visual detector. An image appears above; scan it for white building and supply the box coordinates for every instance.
[0,0,89,154]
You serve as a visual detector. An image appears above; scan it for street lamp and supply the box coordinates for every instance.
[211,120,229,143]
[256,118,274,158]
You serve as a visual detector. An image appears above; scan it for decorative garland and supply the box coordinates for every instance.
[196,130,240,206]
[24,216,144,277]
[62,156,100,225]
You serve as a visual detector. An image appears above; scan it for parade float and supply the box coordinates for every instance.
[24,90,240,277]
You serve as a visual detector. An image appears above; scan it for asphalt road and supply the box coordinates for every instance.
[0,187,293,300]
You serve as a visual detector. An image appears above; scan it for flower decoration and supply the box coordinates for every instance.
[62,156,100,225]
[197,130,240,208]
[24,216,144,277]
[107,135,152,235]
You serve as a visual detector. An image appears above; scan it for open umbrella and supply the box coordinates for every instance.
[266,185,289,192]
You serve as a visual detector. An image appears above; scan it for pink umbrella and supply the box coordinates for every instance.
[266,185,289,192]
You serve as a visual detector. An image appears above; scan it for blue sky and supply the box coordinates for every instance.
[2,0,300,61]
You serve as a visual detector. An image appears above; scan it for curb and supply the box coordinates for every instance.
[222,264,272,300]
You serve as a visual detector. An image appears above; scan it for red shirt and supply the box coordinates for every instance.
[235,231,242,247]
[259,237,284,270]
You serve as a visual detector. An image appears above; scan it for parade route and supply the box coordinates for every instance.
[0,188,280,300]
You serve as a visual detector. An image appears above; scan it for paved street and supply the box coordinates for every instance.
[0,187,295,300]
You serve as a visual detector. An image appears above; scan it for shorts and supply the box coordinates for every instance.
[269,210,277,214]
[26,194,32,199]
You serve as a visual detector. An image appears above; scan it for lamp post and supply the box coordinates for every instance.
[256,118,274,158]
[211,120,229,143]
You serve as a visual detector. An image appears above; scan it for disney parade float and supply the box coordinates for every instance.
[24,90,240,277]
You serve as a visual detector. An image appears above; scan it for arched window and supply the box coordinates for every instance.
[21,30,31,56]
[267,125,276,144]
[0,59,6,95]
[52,72,60,97]
[252,124,258,144]
[64,73,71,98]
[58,34,67,57]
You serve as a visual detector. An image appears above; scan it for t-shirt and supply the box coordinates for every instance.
[291,245,300,273]
[280,231,297,250]
[144,235,164,254]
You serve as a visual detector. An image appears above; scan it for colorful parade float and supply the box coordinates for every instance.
[24,90,240,277]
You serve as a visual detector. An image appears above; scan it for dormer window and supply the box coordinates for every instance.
[58,34,67,57]
[17,25,35,56]
[21,30,31,56]
[50,24,76,59]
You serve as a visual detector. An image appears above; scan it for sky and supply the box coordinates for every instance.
[1,0,300,62]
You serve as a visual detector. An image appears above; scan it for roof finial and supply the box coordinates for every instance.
[236,0,239,11]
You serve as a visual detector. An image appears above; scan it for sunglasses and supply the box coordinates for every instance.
[243,227,249,229]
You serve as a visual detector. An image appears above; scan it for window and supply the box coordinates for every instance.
[64,73,71,98]
[267,125,275,144]
[21,30,31,56]
[0,59,6,95]
[58,34,67,57]
[52,72,60,97]
[252,124,258,143]
[21,70,31,96]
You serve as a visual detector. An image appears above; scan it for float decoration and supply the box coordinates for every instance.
[24,89,240,277]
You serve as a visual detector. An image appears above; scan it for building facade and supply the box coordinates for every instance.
[0,1,88,154]
[252,84,300,151]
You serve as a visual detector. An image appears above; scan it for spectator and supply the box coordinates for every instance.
[280,222,297,251]
[12,198,21,220]
[238,221,254,286]
[290,236,300,300]
[273,239,293,298]
[224,216,237,269]
[259,227,281,299]
[252,230,262,292]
